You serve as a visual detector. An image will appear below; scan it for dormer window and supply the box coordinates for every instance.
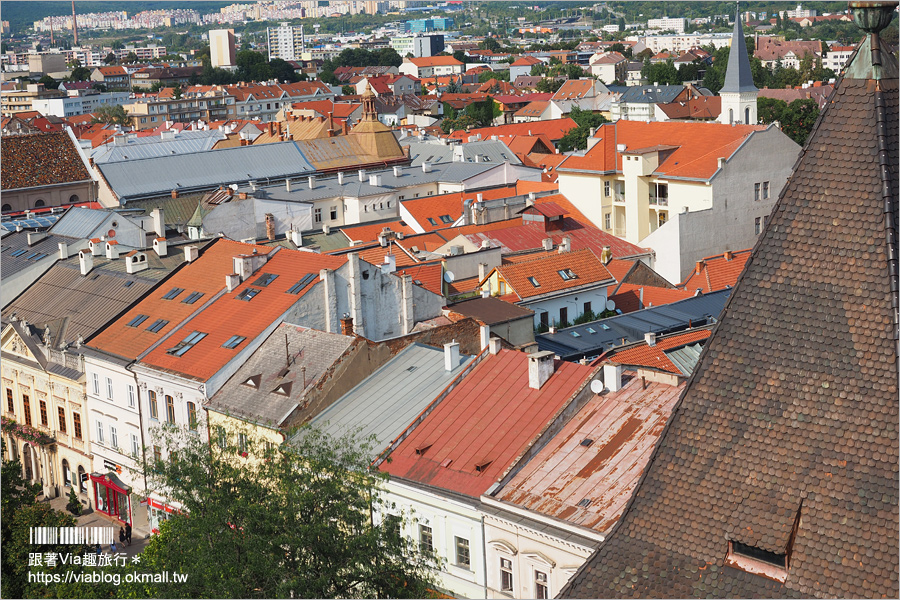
[271,382,293,396]
[242,375,261,389]
[725,540,788,583]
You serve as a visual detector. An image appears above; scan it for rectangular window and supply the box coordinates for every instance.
[106,377,113,400]
[153,445,161,462]
[754,182,761,201]
[149,390,158,420]
[604,212,611,230]
[535,570,548,599]
[217,427,227,449]
[39,399,48,426]
[147,319,168,333]
[238,433,248,454]
[167,331,208,356]
[162,287,185,300]
[235,288,261,301]
[131,434,139,457]
[181,291,204,305]
[187,402,197,431]
[604,180,611,197]
[330,207,338,221]
[110,425,118,449]
[92,373,100,396]
[96,420,104,444]
[23,394,31,426]
[755,217,762,235]
[166,395,175,424]
[419,524,433,555]
[126,314,149,327]
[540,311,549,328]
[501,558,513,592]
[127,384,135,408]
[57,406,66,433]
[73,413,82,440]
[762,181,770,199]
[286,273,317,294]
[559,307,568,326]
[6,388,13,414]
[314,208,322,223]
[584,301,592,316]
[455,536,470,568]
[222,335,246,349]
[252,273,278,287]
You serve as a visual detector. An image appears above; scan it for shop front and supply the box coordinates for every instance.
[147,495,181,534]
[90,471,131,525]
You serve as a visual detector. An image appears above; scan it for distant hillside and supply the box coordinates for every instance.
[2,1,233,34]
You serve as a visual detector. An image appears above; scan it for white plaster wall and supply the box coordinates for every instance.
[557,172,605,229]
[525,286,609,328]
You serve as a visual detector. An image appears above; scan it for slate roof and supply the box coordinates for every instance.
[560,17,899,599]
[205,323,356,428]
[615,84,686,104]
[303,343,473,457]
[378,348,596,497]
[721,17,759,93]
[537,288,731,361]
[90,130,225,163]
[403,139,521,167]
[1,132,92,191]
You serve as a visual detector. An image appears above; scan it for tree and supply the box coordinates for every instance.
[452,50,468,64]
[757,97,787,125]
[69,66,91,82]
[536,77,563,93]
[479,37,501,52]
[464,95,498,127]
[123,51,139,63]
[66,487,82,515]
[342,85,355,95]
[634,48,653,62]
[270,57,300,83]
[642,59,679,85]
[91,104,133,127]
[103,52,117,65]
[557,105,608,152]
[236,49,273,82]
[478,70,509,83]
[111,40,125,50]
[123,424,439,598]
[38,74,59,90]
[780,98,820,145]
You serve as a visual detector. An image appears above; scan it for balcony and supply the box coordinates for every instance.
[613,191,625,203]
[614,227,627,238]
[649,195,668,206]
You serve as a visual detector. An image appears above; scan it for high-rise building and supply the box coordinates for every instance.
[267,22,304,61]
[209,29,236,68]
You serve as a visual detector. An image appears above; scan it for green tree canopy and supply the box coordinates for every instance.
[68,66,91,82]
[557,105,609,152]
[123,51,139,64]
[642,59,679,85]
[38,74,59,90]
[103,52,117,65]
[236,49,273,82]
[479,37,501,52]
[91,104,133,126]
[756,96,820,145]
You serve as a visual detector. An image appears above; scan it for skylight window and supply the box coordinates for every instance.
[10,249,27,257]
[123,281,135,288]
[558,269,578,281]
[166,331,208,356]
[181,291,205,305]
[439,215,453,223]
[286,273,317,294]
[252,273,278,287]
[527,276,540,287]
[570,331,581,337]
[427,217,438,226]
[222,335,246,349]
[585,327,597,334]
[127,314,149,328]
[236,287,261,301]
[601,324,610,330]
[162,287,185,300]
[146,319,168,333]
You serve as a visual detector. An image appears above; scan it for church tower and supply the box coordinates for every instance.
[717,8,758,125]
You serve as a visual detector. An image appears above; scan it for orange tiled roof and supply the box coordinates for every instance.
[445,118,577,143]
[494,248,614,300]
[601,328,711,374]
[87,240,276,359]
[355,244,418,268]
[679,248,751,293]
[401,185,518,232]
[408,56,465,67]
[608,284,695,313]
[603,258,637,282]
[552,79,595,100]
[339,219,417,245]
[396,262,443,297]
[558,121,766,180]
[138,248,346,381]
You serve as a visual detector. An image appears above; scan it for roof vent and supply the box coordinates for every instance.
[440,458,453,468]
[580,438,594,447]
[415,443,432,456]
[474,459,493,472]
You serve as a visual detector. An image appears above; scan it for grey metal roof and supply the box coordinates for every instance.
[97,142,318,202]
[45,207,111,239]
[403,140,523,167]
[665,342,704,376]
[90,130,226,164]
[1,231,78,278]
[204,323,356,428]
[536,289,732,361]
[617,85,687,104]
[721,18,758,93]
[299,343,472,458]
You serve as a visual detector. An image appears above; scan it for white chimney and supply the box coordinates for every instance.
[422,162,432,173]
[528,350,556,390]
[337,172,344,185]
[225,273,241,292]
[393,165,402,176]
[358,169,366,182]
[78,250,93,276]
[27,232,47,246]
[444,341,460,371]
[478,262,488,281]
[558,236,571,253]
[369,174,382,186]
[89,239,103,256]
[480,324,490,350]
[476,193,483,202]
[542,238,553,251]
[58,243,69,260]
[125,251,149,274]
[382,254,396,273]
[323,224,331,235]
[645,332,657,346]
[489,337,502,354]
[105,241,119,260]
[286,178,292,192]
[184,245,199,263]
[308,175,316,189]
[289,228,303,246]
[150,207,165,238]
[604,363,623,392]
[481,289,491,298]
[152,237,167,257]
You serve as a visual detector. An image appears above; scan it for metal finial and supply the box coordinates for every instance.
[848,1,898,34]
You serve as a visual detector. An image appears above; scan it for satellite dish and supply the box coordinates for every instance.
[605,299,616,311]
[443,271,455,283]
[230,184,239,191]
[590,380,605,394]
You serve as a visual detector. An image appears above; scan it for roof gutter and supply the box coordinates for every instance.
[480,495,605,544]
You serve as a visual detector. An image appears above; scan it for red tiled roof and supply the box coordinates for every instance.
[1,132,92,191]
[339,219,417,245]
[408,56,465,67]
[355,244,418,268]
[87,240,277,359]
[656,96,722,120]
[379,349,596,497]
[679,248,751,293]
[401,185,518,232]
[602,329,712,374]
[396,262,443,297]
[494,249,614,300]
[558,121,766,180]
[510,56,544,67]
[552,79,595,100]
[445,118,577,143]
[138,248,346,381]
[514,101,550,118]
[96,66,127,76]
[608,284,696,313]
[603,258,637,282]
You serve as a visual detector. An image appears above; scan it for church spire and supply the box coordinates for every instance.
[721,3,758,93]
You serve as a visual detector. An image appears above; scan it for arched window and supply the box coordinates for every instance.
[77,465,87,493]
[729,109,734,124]
[745,107,751,124]
[187,402,197,431]
[62,459,71,486]
[166,395,175,424]
[1,204,10,212]
[34,199,45,208]
[68,194,80,203]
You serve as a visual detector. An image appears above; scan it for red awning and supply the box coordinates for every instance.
[89,472,131,495]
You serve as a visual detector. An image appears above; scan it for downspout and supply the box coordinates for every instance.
[481,515,489,599]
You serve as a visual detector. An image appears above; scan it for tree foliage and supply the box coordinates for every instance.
[641,59,679,85]
[557,106,609,152]
[319,48,402,85]
[91,104,133,126]
[757,97,820,145]
[69,66,92,82]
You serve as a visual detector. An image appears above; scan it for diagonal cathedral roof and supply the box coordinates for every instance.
[559,2,898,598]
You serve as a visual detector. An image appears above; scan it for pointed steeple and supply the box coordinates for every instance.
[721,5,758,93]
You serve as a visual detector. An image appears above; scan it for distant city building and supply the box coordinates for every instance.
[31,90,132,118]
[647,17,686,33]
[405,17,453,33]
[390,34,444,58]
[779,3,817,18]
[209,29,236,68]
[267,22,305,61]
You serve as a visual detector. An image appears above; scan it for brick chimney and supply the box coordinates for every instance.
[723,250,733,261]
[695,260,705,274]
[265,213,276,240]
[340,316,354,336]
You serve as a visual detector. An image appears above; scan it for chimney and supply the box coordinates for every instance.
[286,178,292,192]
[480,324,490,350]
[78,249,93,276]
[604,363,623,392]
[184,245,199,262]
[558,236,571,253]
[476,193,483,202]
[105,241,119,260]
[422,162,432,173]
[489,337,502,355]
[645,332,657,347]
[89,238,103,256]
[478,262,488,281]
[358,169,367,182]
[150,208,165,238]
[444,341,460,371]
[308,175,316,189]
[337,172,345,185]
[171,189,179,199]
[393,165,402,176]
[724,250,733,261]
[323,224,331,235]
[58,242,69,260]
[125,251,149,274]
[695,260,705,275]
[152,237,168,257]
[481,289,491,298]
[238,192,248,200]
[382,254,396,273]
[289,228,303,247]
[542,237,553,251]
[340,316,354,336]
[27,232,47,246]
[369,174,382,186]
[225,273,241,292]
[600,246,612,263]
[528,350,556,390]
[265,213,276,241]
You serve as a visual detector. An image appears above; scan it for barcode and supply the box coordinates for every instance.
[30,526,115,545]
